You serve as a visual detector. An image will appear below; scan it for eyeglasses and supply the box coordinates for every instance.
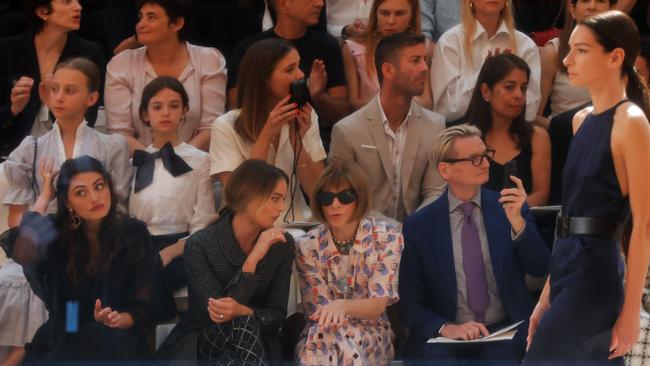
[316,189,357,206]
[443,149,495,167]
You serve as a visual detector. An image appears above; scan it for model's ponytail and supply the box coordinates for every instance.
[625,64,650,119]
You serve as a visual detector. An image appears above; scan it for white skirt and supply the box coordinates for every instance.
[0,260,48,347]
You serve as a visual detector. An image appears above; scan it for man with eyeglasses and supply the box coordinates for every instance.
[329,32,446,222]
[398,124,550,364]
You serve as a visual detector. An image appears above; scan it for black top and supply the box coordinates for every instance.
[562,100,629,220]
[0,31,105,158]
[484,143,533,194]
[3,212,162,358]
[187,0,327,62]
[158,209,294,361]
[227,28,345,91]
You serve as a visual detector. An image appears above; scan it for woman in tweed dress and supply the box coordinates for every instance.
[158,159,294,365]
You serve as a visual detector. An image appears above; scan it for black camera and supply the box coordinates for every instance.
[289,79,310,108]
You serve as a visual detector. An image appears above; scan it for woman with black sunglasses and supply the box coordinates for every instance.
[294,161,404,365]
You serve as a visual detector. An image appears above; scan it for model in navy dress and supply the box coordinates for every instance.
[525,11,650,365]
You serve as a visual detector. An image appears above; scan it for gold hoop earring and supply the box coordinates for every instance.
[69,209,81,230]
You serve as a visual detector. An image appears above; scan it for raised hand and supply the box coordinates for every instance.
[499,175,527,234]
[10,76,35,116]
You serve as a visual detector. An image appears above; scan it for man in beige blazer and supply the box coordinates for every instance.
[329,33,446,222]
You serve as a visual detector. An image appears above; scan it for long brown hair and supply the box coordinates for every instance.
[234,38,296,143]
[362,0,422,78]
[578,10,650,118]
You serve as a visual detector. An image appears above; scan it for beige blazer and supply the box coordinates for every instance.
[329,96,446,221]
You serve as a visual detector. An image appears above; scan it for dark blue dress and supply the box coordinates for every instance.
[524,101,629,365]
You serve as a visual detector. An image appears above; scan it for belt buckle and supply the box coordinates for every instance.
[557,216,570,238]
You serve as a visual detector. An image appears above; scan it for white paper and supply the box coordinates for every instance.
[427,320,524,344]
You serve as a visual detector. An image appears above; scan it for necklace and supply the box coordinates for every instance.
[332,235,355,255]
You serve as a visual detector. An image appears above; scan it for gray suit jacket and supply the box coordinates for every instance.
[329,96,446,221]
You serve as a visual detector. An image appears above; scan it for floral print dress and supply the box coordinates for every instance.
[295,217,404,365]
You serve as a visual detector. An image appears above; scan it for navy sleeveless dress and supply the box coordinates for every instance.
[524,101,629,365]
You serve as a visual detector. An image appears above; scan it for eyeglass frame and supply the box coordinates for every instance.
[442,149,495,167]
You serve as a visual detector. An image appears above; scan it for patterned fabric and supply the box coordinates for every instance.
[198,315,267,366]
[157,210,293,361]
[625,311,650,366]
[295,217,403,365]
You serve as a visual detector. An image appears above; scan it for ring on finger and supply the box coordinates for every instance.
[219,314,224,319]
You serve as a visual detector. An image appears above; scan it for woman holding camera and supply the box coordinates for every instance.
[209,38,326,224]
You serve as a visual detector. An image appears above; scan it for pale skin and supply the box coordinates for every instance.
[140,87,190,268]
[527,24,650,359]
[7,68,99,228]
[207,181,288,323]
[437,136,528,340]
[308,183,390,328]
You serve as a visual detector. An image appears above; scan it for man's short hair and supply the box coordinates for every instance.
[432,124,482,167]
[375,32,426,84]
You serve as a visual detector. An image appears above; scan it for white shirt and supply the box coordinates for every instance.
[326,0,372,39]
[378,96,410,219]
[547,38,591,117]
[129,143,217,236]
[431,20,541,122]
[209,109,327,224]
[2,121,132,212]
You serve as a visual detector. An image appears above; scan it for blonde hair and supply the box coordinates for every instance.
[362,0,422,78]
[309,161,371,223]
[432,124,483,167]
[461,0,517,61]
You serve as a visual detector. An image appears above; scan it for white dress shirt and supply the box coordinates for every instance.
[378,96,410,219]
[209,109,327,224]
[326,0,372,39]
[129,143,217,236]
[431,20,541,122]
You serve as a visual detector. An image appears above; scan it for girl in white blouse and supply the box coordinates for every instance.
[431,0,541,123]
[210,39,326,225]
[129,76,217,300]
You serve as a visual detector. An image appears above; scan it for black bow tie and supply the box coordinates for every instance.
[132,142,193,193]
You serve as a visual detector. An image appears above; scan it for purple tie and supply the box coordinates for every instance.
[460,202,489,323]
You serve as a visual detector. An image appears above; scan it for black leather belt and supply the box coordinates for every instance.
[556,215,625,242]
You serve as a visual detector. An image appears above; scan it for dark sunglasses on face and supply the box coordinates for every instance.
[316,189,357,206]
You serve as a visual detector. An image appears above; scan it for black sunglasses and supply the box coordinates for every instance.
[316,189,357,206]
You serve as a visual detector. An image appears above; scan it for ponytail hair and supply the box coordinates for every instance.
[579,11,650,118]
